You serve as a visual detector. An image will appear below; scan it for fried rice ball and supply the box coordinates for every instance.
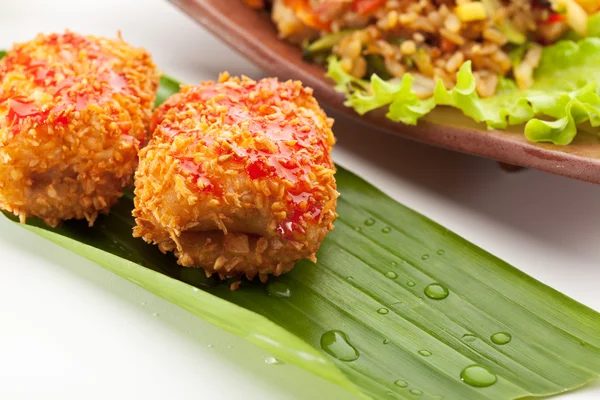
[133,73,338,281]
[0,32,159,227]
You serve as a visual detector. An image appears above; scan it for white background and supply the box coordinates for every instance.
[0,1,598,399]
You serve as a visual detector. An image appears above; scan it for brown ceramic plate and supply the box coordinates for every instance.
[170,0,600,183]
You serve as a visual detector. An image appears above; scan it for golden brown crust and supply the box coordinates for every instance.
[0,32,159,226]
[133,74,338,279]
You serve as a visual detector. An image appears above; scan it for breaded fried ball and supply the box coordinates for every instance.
[133,74,338,281]
[0,32,159,227]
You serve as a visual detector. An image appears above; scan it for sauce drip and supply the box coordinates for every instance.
[176,157,221,195]
[0,32,133,135]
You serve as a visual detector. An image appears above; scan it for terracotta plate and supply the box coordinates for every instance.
[170,0,600,183]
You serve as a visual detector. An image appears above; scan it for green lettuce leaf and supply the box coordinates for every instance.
[327,38,600,145]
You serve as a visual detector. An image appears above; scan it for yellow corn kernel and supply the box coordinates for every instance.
[455,2,487,22]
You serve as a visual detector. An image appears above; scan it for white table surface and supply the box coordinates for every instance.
[0,1,598,399]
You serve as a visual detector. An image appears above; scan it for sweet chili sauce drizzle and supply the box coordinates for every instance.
[0,32,132,134]
[163,80,331,239]
[175,156,224,197]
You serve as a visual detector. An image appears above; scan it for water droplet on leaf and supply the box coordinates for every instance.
[264,356,282,365]
[320,330,359,362]
[385,271,398,279]
[437,250,445,255]
[462,333,477,342]
[491,332,512,345]
[377,308,389,315]
[418,350,432,357]
[394,380,408,388]
[383,339,390,344]
[410,389,423,396]
[354,226,362,232]
[407,281,416,287]
[364,218,375,226]
[382,227,391,233]
[421,254,429,260]
[424,283,449,300]
[266,281,292,298]
[460,365,497,387]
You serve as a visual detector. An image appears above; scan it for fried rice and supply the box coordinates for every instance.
[247,0,598,97]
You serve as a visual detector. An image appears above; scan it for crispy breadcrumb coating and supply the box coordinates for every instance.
[133,73,338,281]
[0,32,159,227]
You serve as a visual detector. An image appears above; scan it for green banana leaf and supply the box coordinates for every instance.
[2,71,600,400]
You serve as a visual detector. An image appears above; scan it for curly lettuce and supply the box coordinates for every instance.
[327,37,600,145]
